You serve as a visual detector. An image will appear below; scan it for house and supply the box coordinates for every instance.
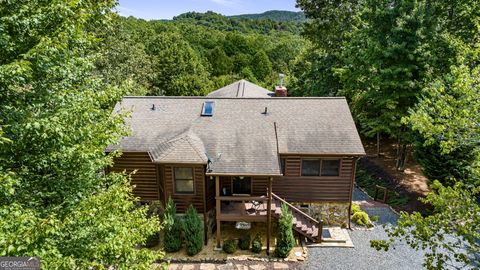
[107,80,365,251]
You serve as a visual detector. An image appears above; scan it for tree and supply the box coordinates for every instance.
[183,205,203,256]
[95,16,153,95]
[163,198,182,252]
[150,32,213,96]
[251,50,272,81]
[0,1,161,268]
[372,63,480,269]
[208,46,233,76]
[275,204,295,258]
[407,64,480,187]
[371,181,480,269]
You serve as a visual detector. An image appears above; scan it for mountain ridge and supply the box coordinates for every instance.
[228,10,305,22]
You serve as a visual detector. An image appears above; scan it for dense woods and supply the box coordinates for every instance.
[96,12,309,96]
[0,1,479,269]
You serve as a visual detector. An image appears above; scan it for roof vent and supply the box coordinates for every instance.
[201,101,214,116]
[262,107,268,115]
[151,104,156,111]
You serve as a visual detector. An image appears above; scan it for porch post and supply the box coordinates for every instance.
[266,176,273,256]
[215,176,221,248]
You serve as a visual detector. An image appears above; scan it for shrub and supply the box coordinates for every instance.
[251,234,262,253]
[351,203,361,215]
[163,197,182,252]
[145,231,160,248]
[222,238,237,254]
[238,234,251,250]
[183,204,203,256]
[275,203,295,258]
[370,215,379,223]
[352,211,370,226]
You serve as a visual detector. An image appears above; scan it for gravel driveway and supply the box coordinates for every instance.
[304,188,425,270]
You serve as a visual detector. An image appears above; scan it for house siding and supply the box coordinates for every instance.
[218,176,269,196]
[273,156,355,202]
[162,164,206,213]
[110,152,159,201]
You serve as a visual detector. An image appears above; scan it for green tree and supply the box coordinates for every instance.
[208,46,233,76]
[163,198,183,252]
[372,64,480,269]
[95,16,153,95]
[275,204,295,258]
[407,64,480,187]
[183,205,203,256]
[251,50,272,81]
[371,181,480,269]
[0,1,161,268]
[150,32,213,96]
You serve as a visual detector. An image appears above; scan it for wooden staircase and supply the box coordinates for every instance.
[271,193,323,243]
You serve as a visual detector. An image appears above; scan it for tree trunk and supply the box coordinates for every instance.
[396,144,408,171]
[376,132,381,157]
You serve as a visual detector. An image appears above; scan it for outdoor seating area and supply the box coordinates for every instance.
[221,200,268,217]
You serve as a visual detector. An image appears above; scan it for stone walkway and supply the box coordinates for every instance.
[165,261,303,270]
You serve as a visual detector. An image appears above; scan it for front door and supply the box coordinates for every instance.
[232,176,251,195]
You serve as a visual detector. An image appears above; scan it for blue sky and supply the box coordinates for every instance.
[116,0,300,20]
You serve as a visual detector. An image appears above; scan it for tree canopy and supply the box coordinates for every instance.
[0,1,161,268]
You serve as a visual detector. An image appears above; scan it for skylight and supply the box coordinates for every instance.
[201,101,214,116]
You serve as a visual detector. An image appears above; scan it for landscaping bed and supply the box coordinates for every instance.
[151,222,306,263]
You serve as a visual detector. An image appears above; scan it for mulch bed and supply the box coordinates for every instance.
[357,157,431,214]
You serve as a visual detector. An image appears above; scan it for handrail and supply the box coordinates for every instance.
[271,193,319,225]
[215,196,267,201]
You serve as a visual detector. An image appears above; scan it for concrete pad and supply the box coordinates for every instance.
[308,227,354,248]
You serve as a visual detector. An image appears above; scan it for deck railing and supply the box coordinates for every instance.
[272,193,323,242]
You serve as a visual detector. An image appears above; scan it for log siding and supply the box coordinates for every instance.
[273,155,355,202]
[110,152,159,201]
[163,164,206,213]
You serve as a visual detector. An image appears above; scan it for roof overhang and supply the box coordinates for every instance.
[205,172,282,177]
[278,152,366,157]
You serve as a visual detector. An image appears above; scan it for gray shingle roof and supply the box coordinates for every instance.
[108,97,365,175]
[149,131,208,164]
[206,79,274,98]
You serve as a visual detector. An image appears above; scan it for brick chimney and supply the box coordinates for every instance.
[275,85,287,97]
[275,73,287,97]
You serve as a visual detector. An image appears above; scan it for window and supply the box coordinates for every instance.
[280,158,286,175]
[301,159,320,176]
[201,101,214,116]
[301,159,341,177]
[321,160,341,176]
[174,167,194,194]
[232,176,251,195]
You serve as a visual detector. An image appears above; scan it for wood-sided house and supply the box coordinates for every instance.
[107,80,365,250]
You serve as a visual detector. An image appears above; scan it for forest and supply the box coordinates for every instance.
[0,1,479,269]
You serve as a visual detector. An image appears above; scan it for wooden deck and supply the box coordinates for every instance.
[218,200,268,222]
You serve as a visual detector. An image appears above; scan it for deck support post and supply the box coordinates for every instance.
[348,158,358,229]
[266,177,273,256]
[215,176,221,249]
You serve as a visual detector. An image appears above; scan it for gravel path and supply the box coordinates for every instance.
[305,188,425,270]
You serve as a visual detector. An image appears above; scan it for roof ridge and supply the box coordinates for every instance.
[185,134,207,162]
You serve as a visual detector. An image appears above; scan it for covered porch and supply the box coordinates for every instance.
[212,175,274,254]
